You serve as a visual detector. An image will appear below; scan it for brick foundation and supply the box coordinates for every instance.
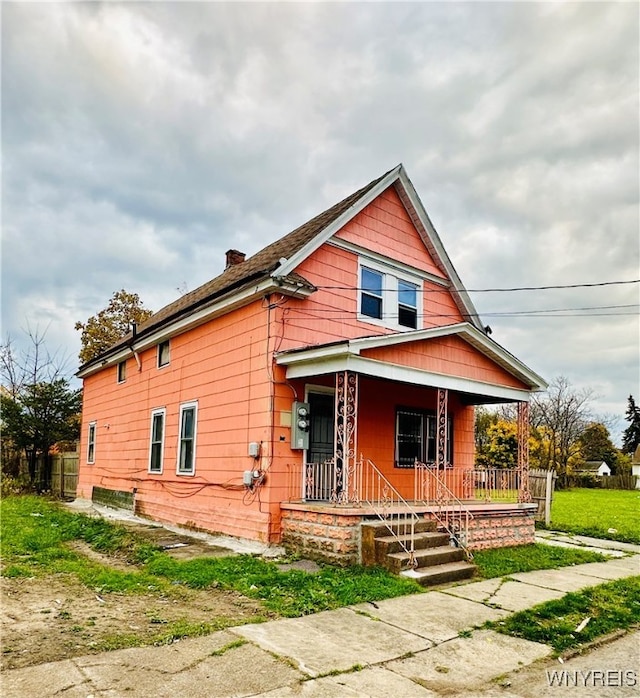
[281,502,537,564]
[280,506,362,566]
[463,505,537,550]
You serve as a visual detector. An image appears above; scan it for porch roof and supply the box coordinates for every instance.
[275,322,547,403]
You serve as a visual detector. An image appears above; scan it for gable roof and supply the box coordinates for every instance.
[275,322,547,401]
[78,165,484,375]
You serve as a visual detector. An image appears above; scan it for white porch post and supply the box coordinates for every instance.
[334,371,358,504]
[436,388,448,469]
[517,401,532,502]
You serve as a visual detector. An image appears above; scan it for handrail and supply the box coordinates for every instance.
[414,460,474,561]
[357,457,420,568]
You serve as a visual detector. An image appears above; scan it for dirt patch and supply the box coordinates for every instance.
[1,570,270,671]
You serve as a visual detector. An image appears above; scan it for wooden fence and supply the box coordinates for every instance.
[529,468,557,525]
[598,474,638,490]
[27,452,79,498]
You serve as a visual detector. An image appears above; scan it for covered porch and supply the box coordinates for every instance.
[275,326,546,566]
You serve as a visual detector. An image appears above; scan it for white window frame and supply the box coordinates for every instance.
[148,408,166,474]
[176,401,198,476]
[117,360,127,383]
[357,258,423,331]
[87,421,97,464]
[157,340,170,368]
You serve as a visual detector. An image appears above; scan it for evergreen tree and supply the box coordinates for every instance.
[621,395,640,454]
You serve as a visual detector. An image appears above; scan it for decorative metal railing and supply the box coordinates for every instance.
[414,461,474,560]
[294,457,419,567]
[413,465,521,503]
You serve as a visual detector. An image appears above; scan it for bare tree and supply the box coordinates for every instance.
[0,327,79,488]
[530,376,594,481]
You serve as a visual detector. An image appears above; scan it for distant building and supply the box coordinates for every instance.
[574,460,611,477]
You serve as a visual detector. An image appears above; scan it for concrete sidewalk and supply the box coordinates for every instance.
[3,553,639,697]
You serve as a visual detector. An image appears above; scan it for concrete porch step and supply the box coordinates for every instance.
[400,560,476,586]
[385,545,466,575]
[374,531,451,557]
[361,518,437,538]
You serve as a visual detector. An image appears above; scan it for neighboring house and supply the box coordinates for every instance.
[632,446,640,490]
[574,461,612,477]
[77,165,547,575]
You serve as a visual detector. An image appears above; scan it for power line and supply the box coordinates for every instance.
[314,279,640,293]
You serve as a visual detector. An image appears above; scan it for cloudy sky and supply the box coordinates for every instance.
[2,2,638,440]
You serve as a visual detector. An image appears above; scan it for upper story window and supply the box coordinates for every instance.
[359,262,421,331]
[117,360,127,383]
[177,402,197,475]
[87,421,96,464]
[157,340,170,368]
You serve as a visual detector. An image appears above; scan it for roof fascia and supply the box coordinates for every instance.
[272,165,403,279]
[394,168,485,332]
[78,276,314,379]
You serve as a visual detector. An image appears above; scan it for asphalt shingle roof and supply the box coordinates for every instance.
[80,168,394,370]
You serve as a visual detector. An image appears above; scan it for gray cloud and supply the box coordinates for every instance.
[2,2,638,441]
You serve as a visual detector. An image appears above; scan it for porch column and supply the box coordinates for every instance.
[436,388,448,469]
[517,401,532,502]
[334,371,358,504]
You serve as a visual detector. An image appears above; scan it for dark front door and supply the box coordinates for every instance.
[306,392,335,500]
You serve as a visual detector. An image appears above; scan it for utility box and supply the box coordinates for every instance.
[291,401,311,450]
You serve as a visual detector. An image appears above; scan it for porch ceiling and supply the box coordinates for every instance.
[275,323,547,403]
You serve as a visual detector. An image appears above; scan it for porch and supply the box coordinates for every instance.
[281,455,538,571]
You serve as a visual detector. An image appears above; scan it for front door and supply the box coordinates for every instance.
[306,392,335,500]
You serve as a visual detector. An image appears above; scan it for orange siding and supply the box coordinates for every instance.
[362,335,529,390]
[78,184,526,543]
[78,299,281,541]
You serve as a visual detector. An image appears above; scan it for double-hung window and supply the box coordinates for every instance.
[398,279,418,328]
[395,408,453,468]
[158,340,170,368]
[149,409,166,473]
[177,402,197,475]
[87,422,96,464]
[360,267,383,320]
[359,262,421,330]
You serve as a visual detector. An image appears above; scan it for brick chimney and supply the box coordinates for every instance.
[225,249,246,268]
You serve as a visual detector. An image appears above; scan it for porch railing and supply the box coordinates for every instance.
[414,461,474,560]
[414,465,522,503]
[290,458,419,567]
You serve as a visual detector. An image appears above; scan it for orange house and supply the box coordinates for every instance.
[77,165,546,575]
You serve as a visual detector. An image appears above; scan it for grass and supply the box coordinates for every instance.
[489,576,640,654]
[546,488,640,544]
[0,495,422,617]
[473,543,607,579]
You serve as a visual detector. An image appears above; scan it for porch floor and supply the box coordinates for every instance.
[281,500,538,517]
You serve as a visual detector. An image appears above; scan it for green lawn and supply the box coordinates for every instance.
[490,576,640,654]
[548,488,640,544]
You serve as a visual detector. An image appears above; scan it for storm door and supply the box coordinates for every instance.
[305,392,335,500]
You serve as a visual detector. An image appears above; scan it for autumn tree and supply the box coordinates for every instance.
[475,417,518,469]
[621,395,640,454]
[0,329,81,487]
[75,290,153,365]
[529,376,594,482]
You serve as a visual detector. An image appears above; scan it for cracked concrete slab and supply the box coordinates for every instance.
[441,578,504,603]
[387,629,551,693]
[481,580,566,612]
[508,568,614,592]
[350,591,507,643]
[231,607,431,677]
[2,659,90,698]
[257,665,438,697]
[567,559,640,582]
